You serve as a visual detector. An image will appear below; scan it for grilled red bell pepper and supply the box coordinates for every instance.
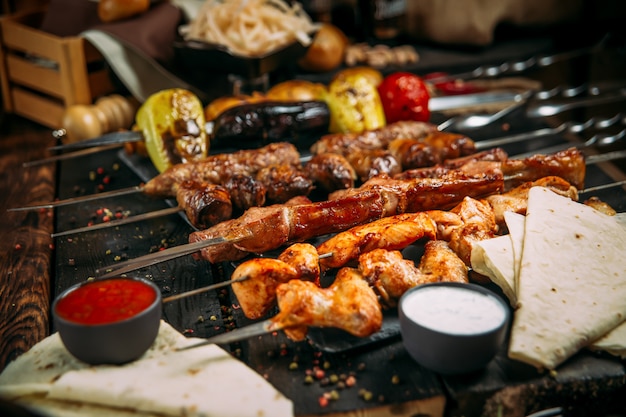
[377,72,430,124]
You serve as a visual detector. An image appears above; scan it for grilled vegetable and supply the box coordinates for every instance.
[136,89,208,173]
[325,72,386,134]
[208,100,331,149]
[378,72,430,124]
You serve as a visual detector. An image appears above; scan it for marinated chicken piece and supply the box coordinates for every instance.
[358,248,422,306]
[304,153,357,192]
[583,196,616,216]
[317,212,438,270]
[310,120,438,155]
[271,267,383,341]
[231,243,320,319]
[223,174,266,211]
[417,240,468,284]
[277,243,321,283]
[485,176,578,226]
[142,142,301,197]
[502,147,585,190]
[232,258,299,320]
[448,196,498,266]
[231,243,321,319]
[255,164,314,204]
[358,241,468,307]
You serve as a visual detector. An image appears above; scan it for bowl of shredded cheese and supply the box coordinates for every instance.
[176,0,319,78]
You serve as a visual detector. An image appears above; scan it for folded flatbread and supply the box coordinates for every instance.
[473,206,626,363]
[471,212,525,306]
[0,321,293,417]
[507,187,626,370]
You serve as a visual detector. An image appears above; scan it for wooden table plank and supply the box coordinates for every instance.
[0,116,54,373]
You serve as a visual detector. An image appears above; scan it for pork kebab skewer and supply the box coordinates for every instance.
[12,121,459,212]
[187,149,584,265]
[54,146,583,237]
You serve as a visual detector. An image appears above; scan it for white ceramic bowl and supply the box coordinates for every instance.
[52,276,161,365]
[398,282,510,374]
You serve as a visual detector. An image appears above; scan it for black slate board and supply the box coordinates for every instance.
[51,104,626,416]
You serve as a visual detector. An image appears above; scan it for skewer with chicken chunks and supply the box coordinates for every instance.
[249,240,469,340]
[271,267,383,342]
[359,242,468,308]
[231,243,321,320]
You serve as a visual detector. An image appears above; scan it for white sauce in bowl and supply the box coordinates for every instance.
[402,286,507,335]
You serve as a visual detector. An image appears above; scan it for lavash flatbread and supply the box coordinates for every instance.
[471,212,525,306]
[508,187,626,370]
[472,208,626,360]
[0,321,293,417]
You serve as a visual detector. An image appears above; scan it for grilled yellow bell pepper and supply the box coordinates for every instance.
[325,73,386,134]
[136,89,208,173]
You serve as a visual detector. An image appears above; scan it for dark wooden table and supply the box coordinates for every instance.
[2,36,626,416]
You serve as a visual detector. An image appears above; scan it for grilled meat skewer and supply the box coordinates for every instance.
[190,168,505,264]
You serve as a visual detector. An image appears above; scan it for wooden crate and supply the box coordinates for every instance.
[0,7,115,128]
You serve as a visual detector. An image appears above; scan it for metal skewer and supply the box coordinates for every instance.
[176,319,283,349]
[96,233,250,278]
[160,252,333,304]
[22,144,127,168]
[51,206,182,238]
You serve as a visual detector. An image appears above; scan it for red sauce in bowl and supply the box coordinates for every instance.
[55,278,158,325]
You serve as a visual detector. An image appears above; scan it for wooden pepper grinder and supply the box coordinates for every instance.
[56,95,138,144]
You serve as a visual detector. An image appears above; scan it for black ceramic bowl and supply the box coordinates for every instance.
[173,36,313,79]
[52,276,162,365]
[398,282,510,375]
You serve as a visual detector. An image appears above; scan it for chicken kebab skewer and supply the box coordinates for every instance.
[180,240,465,350]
